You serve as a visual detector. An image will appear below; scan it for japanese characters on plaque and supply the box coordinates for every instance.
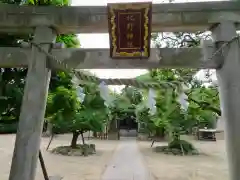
[107,2,152,59]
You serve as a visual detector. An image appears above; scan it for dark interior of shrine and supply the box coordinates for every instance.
[119,116,138,130]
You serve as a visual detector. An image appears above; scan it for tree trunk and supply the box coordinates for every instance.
[155,127,165,138]
[80,131,85,145]
[45,122,52,137]
[71,131,80,148]
[93,132,97,138]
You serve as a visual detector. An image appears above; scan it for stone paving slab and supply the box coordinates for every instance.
[101,138,153,180]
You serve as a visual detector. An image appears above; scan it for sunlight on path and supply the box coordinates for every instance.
[101,138,153,180]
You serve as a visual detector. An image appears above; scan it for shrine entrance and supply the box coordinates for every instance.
[119,116,138,137]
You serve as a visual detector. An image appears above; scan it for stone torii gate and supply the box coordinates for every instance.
[0,1,240,180]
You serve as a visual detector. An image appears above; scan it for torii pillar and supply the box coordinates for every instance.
[9,26,56,180]
[211,20,240,180]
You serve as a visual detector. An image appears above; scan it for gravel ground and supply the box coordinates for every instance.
[0,134,118,180]
[138,138,229,180]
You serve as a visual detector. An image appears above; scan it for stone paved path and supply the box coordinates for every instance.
[101,138,153,180]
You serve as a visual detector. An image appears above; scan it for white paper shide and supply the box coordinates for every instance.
[146,88,157,115]
[177,92,189,111]
[76,86,85,103]
[99,81,112,106]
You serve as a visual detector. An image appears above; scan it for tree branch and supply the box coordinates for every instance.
[187,97,221,116]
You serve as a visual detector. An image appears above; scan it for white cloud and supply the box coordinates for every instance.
[90,69,148,92]
[89,69,147,79]
[78,34,109,49]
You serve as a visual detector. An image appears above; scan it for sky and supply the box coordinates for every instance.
[71,0,218,91]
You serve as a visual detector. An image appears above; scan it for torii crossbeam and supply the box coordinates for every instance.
[0,46,218,69]
[0,1,240,33]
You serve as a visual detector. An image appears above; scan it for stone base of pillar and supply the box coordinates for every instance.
[108,132,119,140]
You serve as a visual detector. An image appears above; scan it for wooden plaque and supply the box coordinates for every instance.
[107,2,152,59]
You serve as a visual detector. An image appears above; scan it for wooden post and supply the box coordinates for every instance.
[8,26,56,180]
[39,150,50,180]
[211,21,240,180]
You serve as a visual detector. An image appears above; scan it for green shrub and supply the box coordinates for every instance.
[155,140,199,156]
[0,123,18,134]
